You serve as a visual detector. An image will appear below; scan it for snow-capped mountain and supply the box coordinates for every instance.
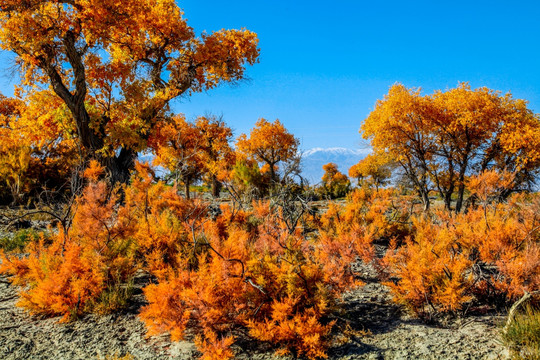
[300,147,372,184]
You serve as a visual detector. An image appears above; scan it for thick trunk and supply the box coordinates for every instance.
[421,189,430,212]
[102,148,137,185]
[269,162,277,183]
[444,192,452,211]
[455,133,472,213]
[211,174,221,198]
[455,183,466,213]
[455,158,469,213]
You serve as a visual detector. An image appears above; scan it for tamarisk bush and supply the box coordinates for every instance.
[0,161,137,320]
[139,196,368,359]
[1,161,374,359]
[382,193,540,316]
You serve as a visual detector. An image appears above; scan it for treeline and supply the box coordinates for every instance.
[0,95,305,205]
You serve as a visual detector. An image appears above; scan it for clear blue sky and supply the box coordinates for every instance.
[1,0,539,151]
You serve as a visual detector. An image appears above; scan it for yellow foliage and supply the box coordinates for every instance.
[236,118,299,182]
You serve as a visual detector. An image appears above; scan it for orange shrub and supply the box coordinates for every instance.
[320,187,412,263]
[139,199,366,359]
[382,193,540,315]
[382,213,475,314]
[0,161,137,320]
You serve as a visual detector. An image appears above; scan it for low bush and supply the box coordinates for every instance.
[382,194,540,317]
[0,228,41,252]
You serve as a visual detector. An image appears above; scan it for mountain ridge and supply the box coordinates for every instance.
[300,147,371,184]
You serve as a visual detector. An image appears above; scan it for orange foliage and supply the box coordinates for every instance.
[139,199,366,359]
[0,0,259,176]
[321,188,411,250]
[1,160,364,358]
[362,83,540,212]
[195,115,235,197]
[467,169,515,206]
[0,165,136,320]
[319,162,350,199]
[349,152,393,190]
[150,114,235,198]
[236,118,299,183]
[0,91,77,203]
[150,115,204,198]
[382,213,475,314]
[382,194,540,315]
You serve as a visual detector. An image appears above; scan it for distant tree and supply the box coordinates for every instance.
[349,152,394,190]
[320,163,350,199]
[230,158,270,199]
[236,119,299,184]
[0,0,259,183]
[150,115,203,199]
[195,115,235,198]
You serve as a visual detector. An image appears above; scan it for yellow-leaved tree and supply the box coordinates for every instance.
[362,83,540,212]
[236,118,300,184]
[0,0,259,182]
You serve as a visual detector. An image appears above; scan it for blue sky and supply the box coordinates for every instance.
[1,0,539,151]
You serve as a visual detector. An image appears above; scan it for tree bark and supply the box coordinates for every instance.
[211,174,221,198]
[103,148,137,184]
[184,179,191,200]
[420,189,430,212]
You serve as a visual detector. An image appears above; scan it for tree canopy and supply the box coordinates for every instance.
[0,0,259,182]
[236,118,299,183]
[362,82,540,212]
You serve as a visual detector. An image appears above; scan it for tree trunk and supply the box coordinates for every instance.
[102,148,137,185]
[42,35,140,187]
[211,174,222,198]
[444,192,452,211]
[455,158,468,213]
[421,189,430,212]
[269,162,277,183]
[184,179,191,200]
[455,182,466,213]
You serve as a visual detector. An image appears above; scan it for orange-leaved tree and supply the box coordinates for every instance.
[362,84,435,211]
[236,118,299,184]
[319,162,350,199]
[0,0,259,182]
[195,115,235,198]
[362,83,540,212]
[150,114,205,199]
[349,152,394,190]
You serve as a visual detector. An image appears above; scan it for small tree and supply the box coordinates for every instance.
[319,163,350,199]
[195,115,235,198]
[349,152,394,190]
[150,115,203,199]
[236,119,299,184]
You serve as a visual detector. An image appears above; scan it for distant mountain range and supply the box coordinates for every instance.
[300,147,371,184]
